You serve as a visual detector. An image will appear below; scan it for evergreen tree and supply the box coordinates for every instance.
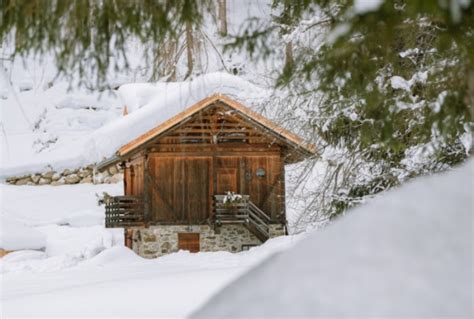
[270,0,473,223]
[0,0,213,86]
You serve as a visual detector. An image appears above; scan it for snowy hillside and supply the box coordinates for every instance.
[1,71,270,178]
[193,159,473,318]
[0,56,123,178]
[0,0,278,180]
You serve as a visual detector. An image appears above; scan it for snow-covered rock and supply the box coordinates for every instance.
[81,246,143,267]
[193,159,473,318]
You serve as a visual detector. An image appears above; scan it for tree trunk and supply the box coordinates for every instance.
[282,1,293,74]
[284,41,294,71]
[218,0,227,36]
[165,39,177,82]
[185,21,194,79]
[467,68,474,121]
[467,68,474,153]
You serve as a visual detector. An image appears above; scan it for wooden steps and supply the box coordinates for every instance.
[213,195,271,242]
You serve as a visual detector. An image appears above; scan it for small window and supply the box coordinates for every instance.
[256,168,266,178]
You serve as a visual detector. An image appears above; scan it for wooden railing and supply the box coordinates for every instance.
[105,196,145,228]
[213,195,271,242]
[104,194,272,241]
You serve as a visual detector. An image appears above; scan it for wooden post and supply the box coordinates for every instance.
[124,229,133,249]
[218,0,227,36]
[143,152,151,225]
[280,156,286,225]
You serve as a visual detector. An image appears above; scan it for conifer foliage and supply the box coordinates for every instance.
[1,0,472,228]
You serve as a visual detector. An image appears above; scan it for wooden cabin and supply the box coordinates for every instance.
[99,94,316,258]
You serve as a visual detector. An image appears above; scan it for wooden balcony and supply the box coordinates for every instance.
[213,195,272,242]
[104,194,273,242]
[105,196,145,228]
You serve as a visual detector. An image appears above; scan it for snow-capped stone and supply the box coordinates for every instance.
[64,174,81,184]
[15,177,30,185]
[42,171,55,179]
[38,178,50,185]
[31,174,41,183]
[108,165,118,175]
[80,176,93,184]
[51,179,66,186]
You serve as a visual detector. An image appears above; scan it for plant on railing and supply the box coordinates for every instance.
[96,192,113,206]
[222,191,244,207]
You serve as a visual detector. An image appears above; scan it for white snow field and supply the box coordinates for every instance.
[193,159,474,318]
[0,183,302,318]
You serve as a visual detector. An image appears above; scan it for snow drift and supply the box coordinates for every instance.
[0,218,46,251]
[193,159,473,318]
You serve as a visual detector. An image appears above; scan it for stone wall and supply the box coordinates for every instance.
[129,223,286,258]
[5,164,123,186]
[269,223,286,237]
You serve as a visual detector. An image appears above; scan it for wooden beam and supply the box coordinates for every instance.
[143,152,151,225]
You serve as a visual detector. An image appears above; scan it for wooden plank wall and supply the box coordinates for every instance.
[124,151,284,224]
[148,155,211,223]
[121,105,288,224]
[124,157,144,197]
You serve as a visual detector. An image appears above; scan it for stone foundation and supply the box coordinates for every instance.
[5,164,123,186]
[129,224,286,258]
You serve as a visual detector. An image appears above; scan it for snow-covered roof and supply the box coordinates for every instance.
[115,94,316,160]
[87,72,271,163]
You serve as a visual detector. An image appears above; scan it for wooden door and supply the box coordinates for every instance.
[149,156,211,223]
[216,168,237,194]
[178,233,200,252]
[185,159,211,222]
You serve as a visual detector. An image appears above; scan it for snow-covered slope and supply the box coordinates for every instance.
[0,183,302,317]
[0,182,123,257]
[0,219,46,251]
[0,56,123,178]
[193,159,474,318]
[0,0,278,179]
[1,72,268,178]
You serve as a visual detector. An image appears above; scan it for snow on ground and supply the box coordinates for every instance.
[0,56,123,178]
[0,219,46,251]
[193,159,473,318]
[1,233,302,318]
[0,183,124,273]
[0,182,303,318]
[0,183,122,226]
